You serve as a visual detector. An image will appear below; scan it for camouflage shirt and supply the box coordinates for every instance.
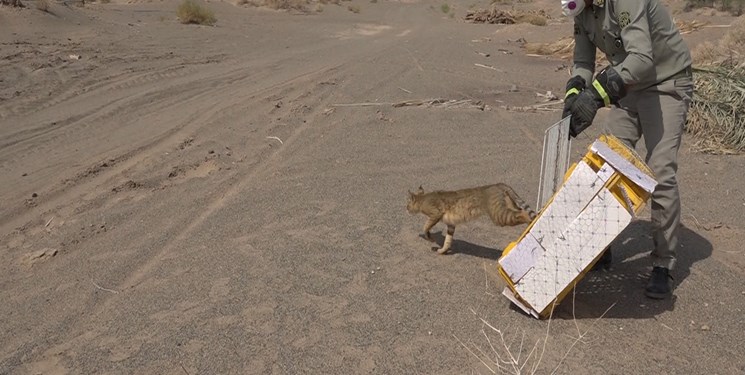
[571,0,692,91]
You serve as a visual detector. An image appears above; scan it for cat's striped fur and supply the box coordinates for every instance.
[406,183,536,254]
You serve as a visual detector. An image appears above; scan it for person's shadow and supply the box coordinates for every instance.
[545,220,713,320]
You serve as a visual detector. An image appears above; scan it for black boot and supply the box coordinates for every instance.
[645,267,673,299]
[590,247,612,272]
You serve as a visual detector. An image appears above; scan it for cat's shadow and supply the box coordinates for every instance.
[423,232,502,260]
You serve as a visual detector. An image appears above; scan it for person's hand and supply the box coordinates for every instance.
[562,76,586,119]
[569,89,601,137]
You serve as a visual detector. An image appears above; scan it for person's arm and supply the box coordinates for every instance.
[614,0,655,87]
[571,21,596,86]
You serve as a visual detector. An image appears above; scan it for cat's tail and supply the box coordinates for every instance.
[501,184,537,221]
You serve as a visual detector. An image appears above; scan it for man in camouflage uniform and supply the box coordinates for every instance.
[561,0,694,299]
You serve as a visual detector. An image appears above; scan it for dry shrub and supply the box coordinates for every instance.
[675,18,709,34]
[1,0,24,6]
[36,0,49,11]
[523,36,574,59]
[347,3,359,12]
[261,0,309,10]
[522,36,608,66]
[465,7,549,26]
[687,16,745,154]
[177,0,216,25]
[684,0,744,16]
[247,0,310,12]
[516,12,547,26]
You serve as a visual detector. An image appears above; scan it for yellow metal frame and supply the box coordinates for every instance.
[498,134,655,319]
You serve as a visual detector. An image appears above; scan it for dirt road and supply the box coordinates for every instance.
[1,1,744,373]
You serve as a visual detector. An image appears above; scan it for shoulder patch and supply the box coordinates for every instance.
[618,11,630,28]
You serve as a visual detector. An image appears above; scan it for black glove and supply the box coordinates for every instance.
[568,66,627,138]
[562,76,586,119]
[569,89,600,137]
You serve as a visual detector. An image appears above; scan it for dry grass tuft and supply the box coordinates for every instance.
[0,0,24,6]
[523,36,574,58]
[264,0,309,10]
[688,16,745,154]
[521,36,608,67]
[36,0,49,11]
[465,7,549,26]
[675,18,709,34]
[684,0,744,16]
[177,0,217,25]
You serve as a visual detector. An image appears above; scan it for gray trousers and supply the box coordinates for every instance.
[603,75,694,270]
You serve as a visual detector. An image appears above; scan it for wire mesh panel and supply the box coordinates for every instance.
[537,116,572,210]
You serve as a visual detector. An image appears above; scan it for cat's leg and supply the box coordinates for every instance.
[437,224,455,254]
[423,216,441,242]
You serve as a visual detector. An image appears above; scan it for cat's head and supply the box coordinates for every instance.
[406,185,425,213]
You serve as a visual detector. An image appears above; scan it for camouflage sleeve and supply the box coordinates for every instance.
[572,20,595,85]
[615,0,654,86]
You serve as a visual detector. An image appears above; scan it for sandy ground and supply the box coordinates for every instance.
[1,0,744,373]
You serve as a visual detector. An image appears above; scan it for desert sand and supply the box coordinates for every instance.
[1,0,744,373]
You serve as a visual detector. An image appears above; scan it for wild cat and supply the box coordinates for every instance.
[406,183,537,254]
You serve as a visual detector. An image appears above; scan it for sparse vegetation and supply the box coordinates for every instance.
[516,12,547,26]
[1,0,24,6]
[36,0,49,11]
[687,16,745,154]
[265,0,308,10]
[441,3,450,13]
[465,7,549,26]
[347,3,359,12]
[176,0,217,25]
[684,0,744,15]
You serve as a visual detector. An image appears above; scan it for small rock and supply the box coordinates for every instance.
[371,270,375,274]
[428,331,432,335]
[208,150,215,154]
[68,54,81,60]
[376,266,381,271]
[22,173,27,177]
[700,324,710,331]
[31,193,38,198]
[509,84,518,92]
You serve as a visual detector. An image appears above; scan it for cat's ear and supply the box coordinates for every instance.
[417,185,424,194]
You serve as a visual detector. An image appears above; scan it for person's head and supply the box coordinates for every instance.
[561,0,590,17]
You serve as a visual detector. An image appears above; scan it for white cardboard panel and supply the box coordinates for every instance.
[502,287,539,318]
[590,141,657,193]
[529,160,604,246]
[498,233,544,282]
[514,188,633,314]
[596,162,615,183]
[499,160,605,284]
